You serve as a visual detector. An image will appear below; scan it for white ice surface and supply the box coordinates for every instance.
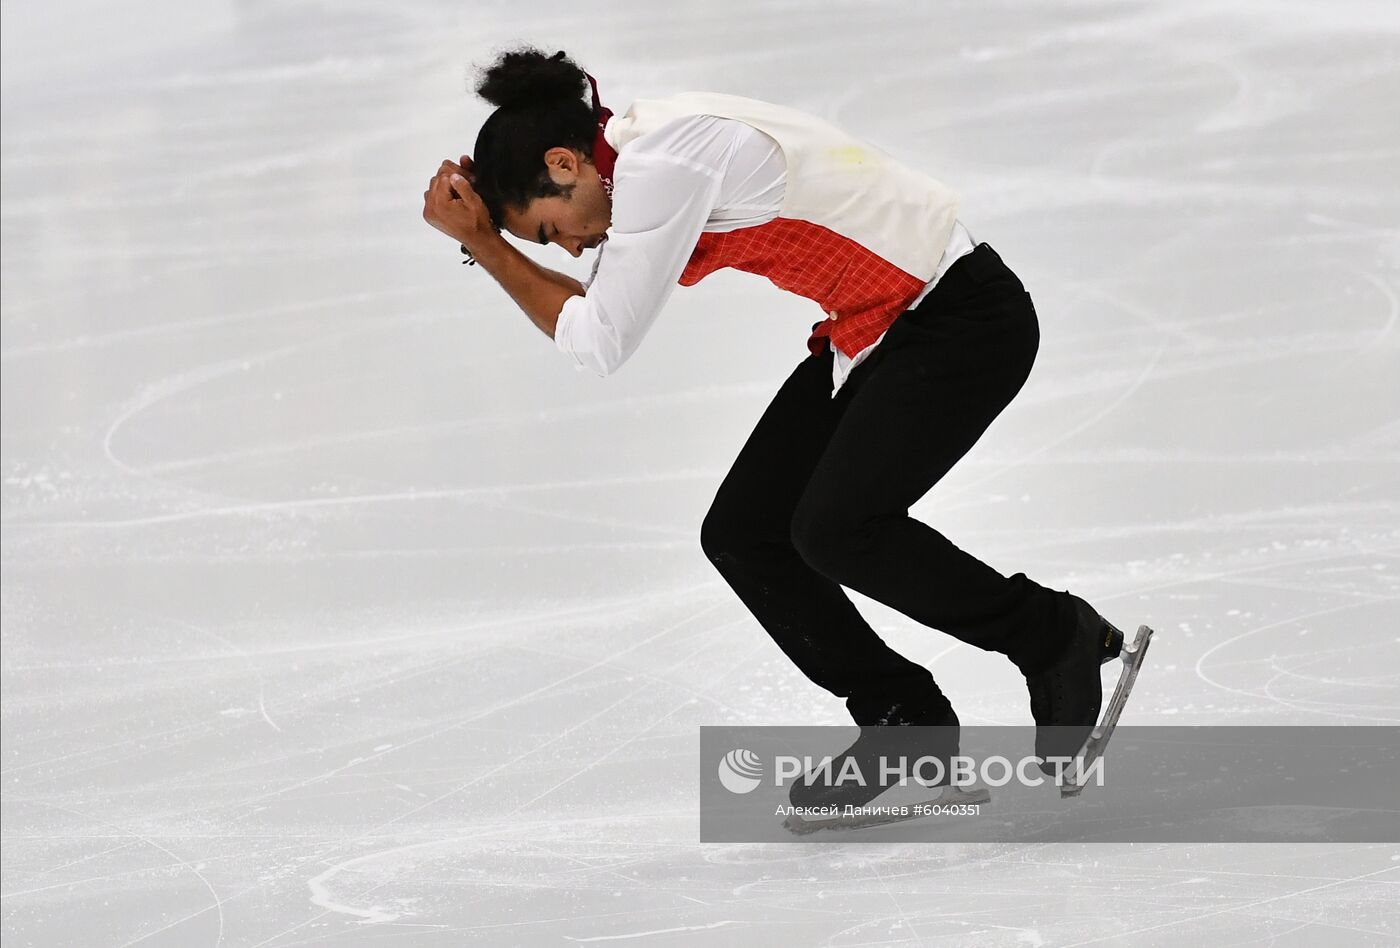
[3,0,1399,945]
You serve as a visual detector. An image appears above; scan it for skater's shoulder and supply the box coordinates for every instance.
[615,112,756,170]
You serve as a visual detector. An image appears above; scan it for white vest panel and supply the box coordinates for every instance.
[602,91,962,280]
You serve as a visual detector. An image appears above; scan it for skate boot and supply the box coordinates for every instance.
[787,711,961,813]
[783,712,988,834]
[1025,594,1124,777]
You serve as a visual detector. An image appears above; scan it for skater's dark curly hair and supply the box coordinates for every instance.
[471,47,599,229]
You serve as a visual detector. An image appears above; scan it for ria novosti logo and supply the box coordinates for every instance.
[716,747,1104,794]
[717,748,763,794]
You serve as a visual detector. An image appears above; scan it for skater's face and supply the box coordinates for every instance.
[501,147,612,258]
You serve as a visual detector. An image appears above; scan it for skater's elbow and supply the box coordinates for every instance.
[565,346,629,378]
[556,321,623,377]
[555,301,648,377]
[555,294,654,379]
[586,354,619,378]
[570,335,634,378]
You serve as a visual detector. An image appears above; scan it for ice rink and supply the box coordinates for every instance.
[3,0,1398,944]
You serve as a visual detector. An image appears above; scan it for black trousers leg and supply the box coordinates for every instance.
[790,244,1075,675]
[700,347,954,727]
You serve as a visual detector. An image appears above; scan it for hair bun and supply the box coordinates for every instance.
[476,46,588,110]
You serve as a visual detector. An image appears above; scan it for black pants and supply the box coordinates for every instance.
[701,243,1075,727]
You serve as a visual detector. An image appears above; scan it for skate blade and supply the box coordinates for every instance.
[783,785,991,835]
[1060,624,1154,799]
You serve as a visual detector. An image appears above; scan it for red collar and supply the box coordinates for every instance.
[585,72,617,196]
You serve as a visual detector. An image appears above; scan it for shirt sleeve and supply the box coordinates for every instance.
[554,153,724,377]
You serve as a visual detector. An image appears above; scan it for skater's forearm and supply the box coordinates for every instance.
[467,233,584,339]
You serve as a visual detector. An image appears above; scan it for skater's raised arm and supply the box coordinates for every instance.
[422,150,719,376]
[441,49,758,377]
[548,154,721,376]
[421,161,582,340]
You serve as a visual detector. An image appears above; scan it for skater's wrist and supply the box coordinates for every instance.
[459,231,509,268]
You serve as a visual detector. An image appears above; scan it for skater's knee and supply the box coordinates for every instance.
[699,508,734,566]
[790,504,867,577]
[700,505,767,572]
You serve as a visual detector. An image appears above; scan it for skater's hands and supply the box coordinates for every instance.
[422,155,495,251]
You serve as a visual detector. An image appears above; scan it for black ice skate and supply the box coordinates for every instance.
[783,717,989,835]
[1025,595,1155,799]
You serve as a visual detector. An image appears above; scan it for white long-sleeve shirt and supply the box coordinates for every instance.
[554,113,977,397]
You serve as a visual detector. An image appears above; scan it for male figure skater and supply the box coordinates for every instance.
[421,48,1152,807]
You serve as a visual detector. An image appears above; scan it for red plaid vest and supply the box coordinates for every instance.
[678,218,928,358]
[600,91,961,359]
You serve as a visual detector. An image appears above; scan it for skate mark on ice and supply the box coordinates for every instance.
[1057,863,1398,948]
[27,800,226,948]
[18,471,719,531]
[1194,600,1400,723]
[288,604,761,935]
